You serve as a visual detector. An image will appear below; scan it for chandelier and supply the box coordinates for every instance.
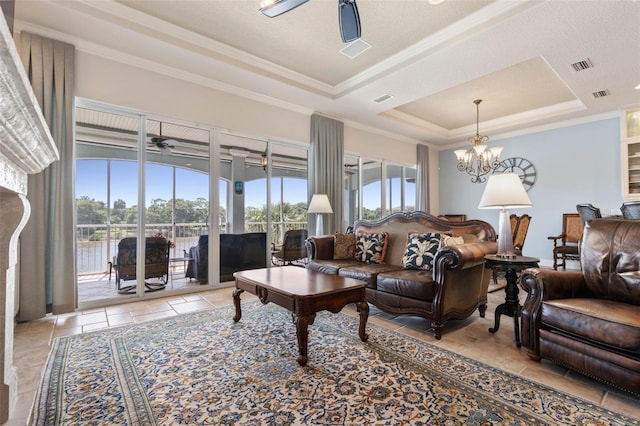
[454,99,503,183]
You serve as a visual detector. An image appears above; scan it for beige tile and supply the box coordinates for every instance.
[132,310,178,323]
[83,322,110,333]
[55,312,108,328]
[107,312,134,326]
[171,299,214,314]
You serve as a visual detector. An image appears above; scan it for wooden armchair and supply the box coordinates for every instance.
[271,229,308,266]
[548,213,583,270]
[114,236,170,294]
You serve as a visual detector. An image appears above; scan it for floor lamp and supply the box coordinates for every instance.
[478,173,532,258]
[308,194,333,236]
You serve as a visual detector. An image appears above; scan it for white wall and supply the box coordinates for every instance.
[439,117,622,265]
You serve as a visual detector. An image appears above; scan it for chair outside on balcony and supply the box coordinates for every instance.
[576,203,602,225]
[271,229,308,266]
[621,201,640,219]
[113,236,170,294]
[548,213,583,270]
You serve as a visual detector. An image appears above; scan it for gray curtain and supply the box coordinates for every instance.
[18,32,76,320]
[416,144,430,212]
[309,114,344,235]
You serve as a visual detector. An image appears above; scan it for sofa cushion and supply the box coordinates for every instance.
[306,259,361,275]
[338,263,404,289]
[402,232,441,271]
[355,231,389,264]
[377,270,435,301]
[333,232,356,260]
[542,298,640,353]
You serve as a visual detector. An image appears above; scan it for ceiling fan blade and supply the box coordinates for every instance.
[259,0,310,17]
[163,138,180,147]
[338,0,361,43]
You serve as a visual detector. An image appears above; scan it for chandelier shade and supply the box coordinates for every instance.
[455,99,503,183]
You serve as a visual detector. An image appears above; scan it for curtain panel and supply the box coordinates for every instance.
[17,32,76,320]
[309,114,344,235]
[416,144,430,212]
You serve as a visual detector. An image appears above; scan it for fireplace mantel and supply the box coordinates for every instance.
[0,9,57,423]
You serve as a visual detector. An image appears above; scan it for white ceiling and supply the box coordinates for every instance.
[14,0,640,149]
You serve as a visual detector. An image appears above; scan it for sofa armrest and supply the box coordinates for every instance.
[520,268,587,357]
[306,236,335,261]
[433,241,498,274]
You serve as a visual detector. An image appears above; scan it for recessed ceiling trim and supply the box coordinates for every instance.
[334,0,538,96]
[15,19,317,118]
[57,0,337,96]
[381,109,450,137]
[448,100,587,139]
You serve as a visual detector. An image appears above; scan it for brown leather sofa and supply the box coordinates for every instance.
[306,211,497,339]
[521,219,640,395]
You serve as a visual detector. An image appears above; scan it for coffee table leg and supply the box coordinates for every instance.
[294,313,315,366]
[232,287,244,322]
[356,301,369,342]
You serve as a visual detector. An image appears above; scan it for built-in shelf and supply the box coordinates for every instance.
[622,108,640,201]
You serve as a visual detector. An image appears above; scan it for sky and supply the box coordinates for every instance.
[76,160,309,209]
[76,159,412,212]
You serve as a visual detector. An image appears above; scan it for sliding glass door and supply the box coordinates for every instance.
[75,102,213,305]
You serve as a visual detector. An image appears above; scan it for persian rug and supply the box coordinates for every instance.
[32,302,637,426]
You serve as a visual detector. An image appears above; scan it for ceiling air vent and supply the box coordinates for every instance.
[373,94,393,103]
[340,39,371,59]
[592,89,609,98]
[571,58,593,72]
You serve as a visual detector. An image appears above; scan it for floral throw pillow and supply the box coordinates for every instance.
[333,232,357,260]
[442,234,465,246]
[355,232,389,264]
[402,232,442,270]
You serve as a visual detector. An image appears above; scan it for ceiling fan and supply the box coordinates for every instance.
[259,0,361,43]
[149,122,180,155]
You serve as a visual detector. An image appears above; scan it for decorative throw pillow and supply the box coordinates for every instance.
[442,235,465,246]
[334,232,357,260]
[402,232,442,270]
[355,232,389,264]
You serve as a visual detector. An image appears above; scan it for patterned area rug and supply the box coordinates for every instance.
[32,302,637,425]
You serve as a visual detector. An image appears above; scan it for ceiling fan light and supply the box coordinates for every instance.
[259,0,310,17]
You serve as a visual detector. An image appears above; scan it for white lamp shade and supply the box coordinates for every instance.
[478,173,532,209]
[308,194,333,214]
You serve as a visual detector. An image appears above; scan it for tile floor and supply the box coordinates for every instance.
[10,285,640,425]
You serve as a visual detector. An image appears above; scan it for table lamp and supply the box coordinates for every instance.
[308,194,333,236]
[478,173,532,258]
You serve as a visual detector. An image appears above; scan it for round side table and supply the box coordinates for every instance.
[484,255,539,347]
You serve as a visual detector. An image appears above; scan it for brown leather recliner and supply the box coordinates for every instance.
[521,219,640,396]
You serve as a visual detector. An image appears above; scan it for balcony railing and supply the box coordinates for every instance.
[77,221,308,274]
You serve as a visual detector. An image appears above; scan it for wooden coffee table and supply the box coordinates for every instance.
[233,266,369,366]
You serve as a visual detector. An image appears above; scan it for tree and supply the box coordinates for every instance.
[76,196,107,225]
